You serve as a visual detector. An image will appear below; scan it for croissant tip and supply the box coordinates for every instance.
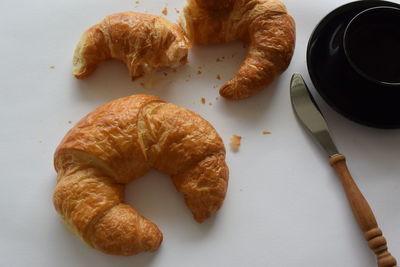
[144,232,163,252]
[195,217,206,223]
[219,83,249,100]
[73,73,87,80]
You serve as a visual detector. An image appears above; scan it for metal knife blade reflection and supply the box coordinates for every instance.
[290,73,339,158]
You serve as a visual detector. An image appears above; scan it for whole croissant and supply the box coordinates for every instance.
[53,94,228,255]
[183,0,296,100]
[73,12,190,79]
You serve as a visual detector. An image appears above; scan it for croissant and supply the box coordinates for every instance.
[73,12,190,80]
[183,0,296,100]
[53,94,229,255]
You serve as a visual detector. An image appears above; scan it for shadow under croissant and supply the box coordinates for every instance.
[125,169,219,241]
[73,40,249,104]
[67,234,160,266]
[55,168,221,258]
[74,60,184,105]
[217,77,281,124]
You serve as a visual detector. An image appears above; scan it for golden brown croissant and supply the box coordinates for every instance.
[53,94,229,255]
[73,12,190,80]
[183,0,296,100]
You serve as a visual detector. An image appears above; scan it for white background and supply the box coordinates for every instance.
[1,0,399,266]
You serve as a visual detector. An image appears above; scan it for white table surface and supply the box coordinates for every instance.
[1,0,399,266]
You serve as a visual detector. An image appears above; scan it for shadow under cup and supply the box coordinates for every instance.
[343,7,400,86]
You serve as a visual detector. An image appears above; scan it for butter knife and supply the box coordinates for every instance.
[290,73,397,267]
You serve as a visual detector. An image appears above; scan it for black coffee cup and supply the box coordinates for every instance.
[307,1,400,129]
[343,6,400,87]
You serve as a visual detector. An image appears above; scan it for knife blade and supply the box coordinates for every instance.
[290,73,397,267]
[290,73,339,158]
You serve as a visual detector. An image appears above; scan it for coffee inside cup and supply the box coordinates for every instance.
[344,7,400,84]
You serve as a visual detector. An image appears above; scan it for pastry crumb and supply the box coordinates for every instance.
[216,74,221,80]
[163,72,168,76]
[201,97,206,104]
[162,7,168,16]
[172,69,177,73]
[216,57,222,62]
[212,85,218,88]
[215,97,219,100]
[230,135,242,151]
[68,120,73,124]
[49,65,55,69]
[197,70,202,75]
[208,102,212,106]
[263,130,271,135]
[175,8,180,14]
[135,0,140,3]
[140,82,145,87]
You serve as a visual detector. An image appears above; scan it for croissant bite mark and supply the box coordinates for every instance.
[73,12,190,80]
[53,94,229,255]
[183,0,296,100]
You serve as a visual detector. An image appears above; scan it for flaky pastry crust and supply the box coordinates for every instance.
[183,0,296,100]
[73,12,190,80]
[53,94,228,255]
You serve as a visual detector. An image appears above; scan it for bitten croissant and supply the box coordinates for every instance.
[53,94,229,255]
[183,0,296,100]
[73,12,190,79]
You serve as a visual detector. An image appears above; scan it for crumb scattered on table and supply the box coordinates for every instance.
[135,0,140,3]
[216,57,222,62]
[175,8,180,14]
[230,135,242,151]
[215,97,219,100]
[212,85,218,88]
[163,72,168,76]
[68,120,73,124]
[140,82,145,87]
[162,7,168,16]
[49,65,55,69]
[216,74,221,80]
[197,70,202,75]
[208,102,212,106]
[263,131,271,135]
[201,97,206,104]
[172,69,177,73]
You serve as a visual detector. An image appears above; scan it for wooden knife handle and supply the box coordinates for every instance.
[330,154,397,267]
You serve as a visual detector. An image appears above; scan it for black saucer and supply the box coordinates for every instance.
[307,0,400,129]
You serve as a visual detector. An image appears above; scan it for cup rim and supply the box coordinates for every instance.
[343,6,400,87]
